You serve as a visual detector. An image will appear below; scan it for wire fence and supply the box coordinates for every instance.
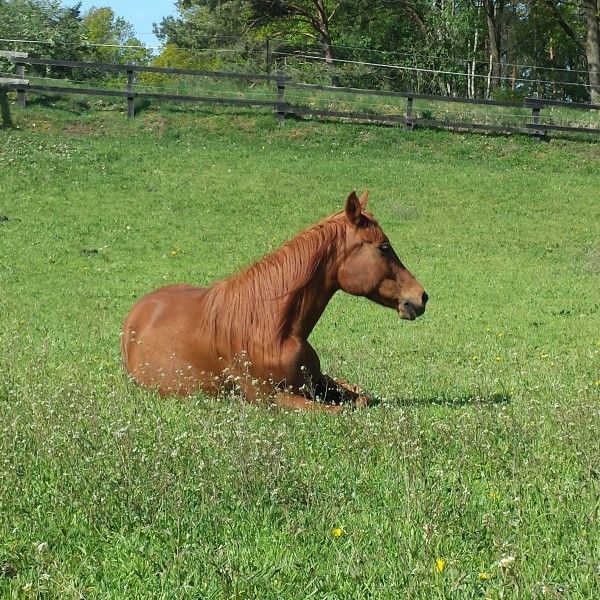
[1,36,597,103]
[1,53,599,141]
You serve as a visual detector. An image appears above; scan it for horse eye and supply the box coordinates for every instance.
[378,243,391,254]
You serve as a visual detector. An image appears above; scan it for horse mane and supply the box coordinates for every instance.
[197,208,384,365]
[198,212,347,361]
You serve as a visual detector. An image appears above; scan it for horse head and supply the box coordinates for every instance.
[337,190,428,320]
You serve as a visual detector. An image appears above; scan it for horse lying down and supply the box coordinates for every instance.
[122,190,427,412]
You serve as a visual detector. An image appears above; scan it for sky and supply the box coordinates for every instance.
[70,1,177,49]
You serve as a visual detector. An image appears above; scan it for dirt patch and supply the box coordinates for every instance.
[145,119,166,136]
[584,243,600,275]
[61,121,103,136]
[230,116,257,130]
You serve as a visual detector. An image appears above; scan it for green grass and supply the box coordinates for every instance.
[1,98,599,598]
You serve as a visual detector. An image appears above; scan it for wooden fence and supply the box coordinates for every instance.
[2,54,599,140]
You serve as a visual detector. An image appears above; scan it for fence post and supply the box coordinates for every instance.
[127,69,135,118]
[0,84,11,126]
[16,61,26,108]
[266,38,271,76]
[405,84,414,132]
[530,103,542,142]
[276,73,286,126]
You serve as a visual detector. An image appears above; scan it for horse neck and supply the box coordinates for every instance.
[277,220,343,340]
[282,257,338,339]
[224,218,343,343]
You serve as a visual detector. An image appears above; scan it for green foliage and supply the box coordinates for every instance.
[152,0,597,101]
[81,7,152,66]
[0,0,152,81]
[491,86,526,102]
[0,0,87,71]
[0,103,599,598]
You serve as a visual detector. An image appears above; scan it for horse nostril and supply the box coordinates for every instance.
[422,291,429,305]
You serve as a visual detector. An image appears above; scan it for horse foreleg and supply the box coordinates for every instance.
[272,391,343,413]
[318,374,373,408]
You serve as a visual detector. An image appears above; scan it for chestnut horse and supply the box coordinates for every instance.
[122,190,427,412]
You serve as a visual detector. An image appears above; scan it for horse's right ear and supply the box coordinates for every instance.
[345,191,362,225]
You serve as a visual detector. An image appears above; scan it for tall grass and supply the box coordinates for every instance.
[1,100,599,598]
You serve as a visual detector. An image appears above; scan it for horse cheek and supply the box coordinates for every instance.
[338,257,376,297]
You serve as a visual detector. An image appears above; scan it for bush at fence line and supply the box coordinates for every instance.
[138,46,207,88]
[492,87,526,102]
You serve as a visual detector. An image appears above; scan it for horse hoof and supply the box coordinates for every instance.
[355,394,372,408]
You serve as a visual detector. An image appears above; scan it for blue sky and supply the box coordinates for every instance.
[71,1,177,48]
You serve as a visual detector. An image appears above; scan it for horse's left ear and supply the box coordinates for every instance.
[345,191,362,225]
[358,189,369,209]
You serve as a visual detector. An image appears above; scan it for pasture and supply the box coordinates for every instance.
[1,99,599,598]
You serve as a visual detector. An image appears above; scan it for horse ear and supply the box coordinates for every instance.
[358,189,369,209]
[345,191,362,225]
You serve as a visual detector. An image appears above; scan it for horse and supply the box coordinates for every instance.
[121,190,428,412]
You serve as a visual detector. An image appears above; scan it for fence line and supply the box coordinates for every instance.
[1,55,599,140]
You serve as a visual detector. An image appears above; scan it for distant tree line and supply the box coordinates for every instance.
[1,0,599,103]
[0,0,152,79]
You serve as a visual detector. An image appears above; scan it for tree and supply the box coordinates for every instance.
[0,1,151,79]
[155,1,264,72]
[482,0,504,95]
[0,0,87,64]
[157,0,344,82]
[81,6,152,65]
[542,0,600,103]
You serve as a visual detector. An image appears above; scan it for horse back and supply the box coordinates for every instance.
[121,284,212,379]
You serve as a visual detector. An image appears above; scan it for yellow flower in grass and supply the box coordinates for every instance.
[435,558,446,573]
[479,572,489,581]
[331,527,344,538]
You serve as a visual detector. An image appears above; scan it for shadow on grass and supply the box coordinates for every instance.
[388,391,514,409]
[26,93,91,114]
[0,89,14,128]
[132,99,153,115]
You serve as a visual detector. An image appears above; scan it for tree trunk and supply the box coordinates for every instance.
[484,0,502,97]
[314,0,339,86]
[321,28,339,86]
[583,0,600,104]
[545,0,600,104]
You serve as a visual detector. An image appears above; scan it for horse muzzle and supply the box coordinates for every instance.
[398,291,428,320]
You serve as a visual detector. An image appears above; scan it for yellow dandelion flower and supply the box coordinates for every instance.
[495,356,502,362]
[472,355,479,362]
[595,380,600,387]
[497,332,504,338]
[331,527,344,538]
[435,558,446,573]
[488,492,500,501]
[479,572,489,581]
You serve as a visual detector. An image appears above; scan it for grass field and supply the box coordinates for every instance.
[1,96,599,598]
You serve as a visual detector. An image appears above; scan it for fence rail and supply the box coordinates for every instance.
[2,55,599,140]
